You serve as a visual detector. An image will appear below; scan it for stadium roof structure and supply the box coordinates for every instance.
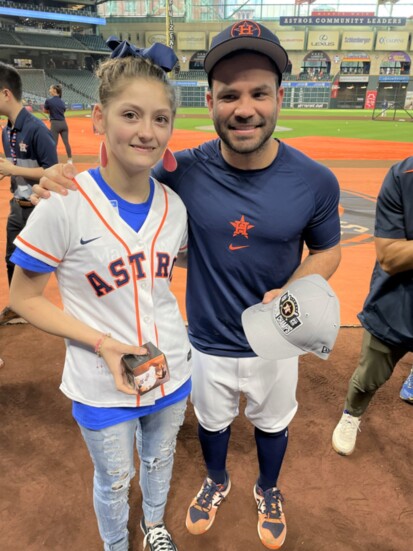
[0,3,105,26]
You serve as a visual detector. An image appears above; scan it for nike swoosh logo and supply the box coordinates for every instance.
[404,169,413,173]
[80,236,101,245]
[229,244,249,251]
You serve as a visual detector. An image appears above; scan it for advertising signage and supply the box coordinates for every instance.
[280,16,406,26]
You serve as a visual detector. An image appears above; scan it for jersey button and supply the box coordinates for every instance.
[143,316,151,323]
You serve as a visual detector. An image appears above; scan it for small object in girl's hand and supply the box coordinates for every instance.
[122,342,169,395]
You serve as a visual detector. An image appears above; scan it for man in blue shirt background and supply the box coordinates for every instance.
[0,61,58,325]
[333,156,413,457]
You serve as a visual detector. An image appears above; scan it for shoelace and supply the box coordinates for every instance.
[261,488,284,520]
[196,480,225,511]
[143,524,174,551]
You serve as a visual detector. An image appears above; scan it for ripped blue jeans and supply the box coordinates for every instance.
[78,398,187,551]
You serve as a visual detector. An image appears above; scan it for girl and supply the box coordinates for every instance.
[44,84,73,163]
[10,40,190,551]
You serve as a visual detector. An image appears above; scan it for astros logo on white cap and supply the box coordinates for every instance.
[275,292,302,335]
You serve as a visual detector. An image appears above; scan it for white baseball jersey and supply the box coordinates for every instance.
[15,170,191,407]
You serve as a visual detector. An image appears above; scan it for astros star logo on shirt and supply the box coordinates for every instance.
[230,215,254,238]
[228,214,254,251]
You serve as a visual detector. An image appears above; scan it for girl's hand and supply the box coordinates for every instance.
[99,336,148,395]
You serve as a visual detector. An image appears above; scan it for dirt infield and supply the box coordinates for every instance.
[1,325,412,551]
[1,117,413,550]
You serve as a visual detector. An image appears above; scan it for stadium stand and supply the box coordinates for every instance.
[16,68,98,109]
[174,70,208,81]
[45,69,99,106]
[18,69,48,100]
[15,32,88,51]
[73,34,110,53]
[0,29,20,46]
[0,0,94,16]
[0,1,411,112]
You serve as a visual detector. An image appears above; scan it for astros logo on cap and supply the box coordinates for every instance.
[231,20,261,38]
[281,298,296,319]
[276,292,302,334]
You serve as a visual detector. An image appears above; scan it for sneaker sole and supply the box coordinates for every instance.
[332,436,355,456]
[2,318,28,325]
[400,396,413,404]
[1,318,28,326]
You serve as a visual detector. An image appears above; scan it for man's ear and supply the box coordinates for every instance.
[92,103,105,135]
[206,90,213,119]
[1,88,12,101]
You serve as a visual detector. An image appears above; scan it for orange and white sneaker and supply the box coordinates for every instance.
[254,484,286,549]
[185,477,231,535]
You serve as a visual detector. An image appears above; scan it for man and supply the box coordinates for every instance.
[0,62,58,325]
[332,156,413,456]
[32,21,341,550]
[381,98,388,117]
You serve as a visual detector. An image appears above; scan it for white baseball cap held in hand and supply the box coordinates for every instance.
[241,274,340,361]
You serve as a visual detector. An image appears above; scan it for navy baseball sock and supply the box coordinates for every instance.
[255,426,289,491]
[198,423,231,485]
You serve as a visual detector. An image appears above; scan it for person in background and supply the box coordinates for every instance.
[10,39,190,551]
[332,156,413,457]
[381,98,388,117]
[44,84,73,163]
[0,61,58,326]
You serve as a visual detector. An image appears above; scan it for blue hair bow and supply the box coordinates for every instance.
[106,36,178,73]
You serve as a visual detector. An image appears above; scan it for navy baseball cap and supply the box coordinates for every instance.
[204,20,289,83]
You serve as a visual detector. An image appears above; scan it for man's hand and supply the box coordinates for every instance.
[30,162,78,205]
[262,289,283,304]
[0,157,16,179]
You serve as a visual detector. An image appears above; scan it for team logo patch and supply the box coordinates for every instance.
[230,214,254,238]
[274,291,302,335]
[231,20,261,38]
[19,141,28,152]
[229,214,254,251]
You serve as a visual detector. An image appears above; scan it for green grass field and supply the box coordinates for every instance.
[171,108,413,143]
[31,107,413,144]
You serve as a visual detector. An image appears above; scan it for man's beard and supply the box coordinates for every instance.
[214,117,277,156]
